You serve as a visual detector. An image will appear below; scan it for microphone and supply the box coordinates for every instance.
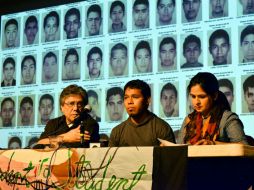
[76,105,92,146]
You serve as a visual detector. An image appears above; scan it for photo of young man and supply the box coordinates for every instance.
[1,57,16,87]
[2,18,20,49]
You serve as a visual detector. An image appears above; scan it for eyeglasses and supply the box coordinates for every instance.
[64,101,84,109]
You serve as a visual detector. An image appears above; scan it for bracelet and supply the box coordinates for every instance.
[80,133,84,136]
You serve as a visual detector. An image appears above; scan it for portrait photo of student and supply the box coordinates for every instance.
[64,7,81,39]
[218,78,235,111]
[23,15,39,45]
[85,4,103,36]
[133,40,152,74]
[156,0,176,26]
[181,34,203,69]
[38,94,54,125]
[1,57,16,87]
[238,0,254,15]
[2,18,20,49]
[109,0,127,33]
[18,96,34,126]
[0,97,16,128]
[86,46,103,79]
[42,11,60,42]
[87,89,101,122]
[182,0,202,23]
[209,0,228,19]
[242,75,254,113]
[239,25,254,63]
[158,36,177,71]
[106,87,124,122]
[62,48,80,81]
[42,51,58,83]
[132,0,150,30]
[159,82,179,118]
[20,55,36,85]
[8,136,22,149]
[208,29,231,66]
[109,42,128,77]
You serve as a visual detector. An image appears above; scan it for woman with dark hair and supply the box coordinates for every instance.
[178,72,248,145]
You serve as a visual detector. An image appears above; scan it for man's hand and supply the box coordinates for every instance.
[62,126,81,143]
[62,125,91,143]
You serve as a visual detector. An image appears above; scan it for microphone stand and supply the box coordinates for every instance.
[80,120,85,147]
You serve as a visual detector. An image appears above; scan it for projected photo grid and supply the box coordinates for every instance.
[0,0,254,148]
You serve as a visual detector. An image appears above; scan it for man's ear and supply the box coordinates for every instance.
[147,97,151,106]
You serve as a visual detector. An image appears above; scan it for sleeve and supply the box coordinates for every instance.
[90,122,100,142]
[177,117,188,144]
[108,127,119,147]
[39,119,57,140]
[221,112,248,144]
[156,118,176,144]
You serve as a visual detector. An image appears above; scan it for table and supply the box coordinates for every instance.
[0,144,253,190]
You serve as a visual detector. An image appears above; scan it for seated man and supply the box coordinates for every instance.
[109,79,175,146]
[37,84,100,148]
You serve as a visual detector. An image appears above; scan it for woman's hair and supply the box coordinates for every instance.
[188,72,230,125]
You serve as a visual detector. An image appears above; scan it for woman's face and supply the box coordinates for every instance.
[189,84,214,116]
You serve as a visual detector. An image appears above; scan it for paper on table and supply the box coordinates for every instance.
[158,138,186,146]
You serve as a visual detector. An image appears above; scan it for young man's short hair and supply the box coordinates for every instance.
[110,43,127,58]
[1,97,15,111]
[20,96,33,107]
[124,79,151,100]
[3,57,15,69]
[65,8,80,23]
[110,1,125,14]
[87,4,102,17]
[39,94,54,107]
[134,40,151,58]
[87,47,103,65]
[209,29,229,47]
[133,0,149,8]
[43,11,60,29]
[25,16,38,28]
[5,19,18,31]
[21,55,36,70]
[64,48,79,64]
[157,0,175,7]
[160,82,177,99]
[183,34,201,51]
[240,25,254,44]
[243,75,254,93]
[87,90,99,101]
[218,79,234,93]
[43,52,57,65]
[106,87,124,104]
[159,37,176,51]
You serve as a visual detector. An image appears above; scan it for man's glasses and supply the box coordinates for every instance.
[64,101,84,109]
